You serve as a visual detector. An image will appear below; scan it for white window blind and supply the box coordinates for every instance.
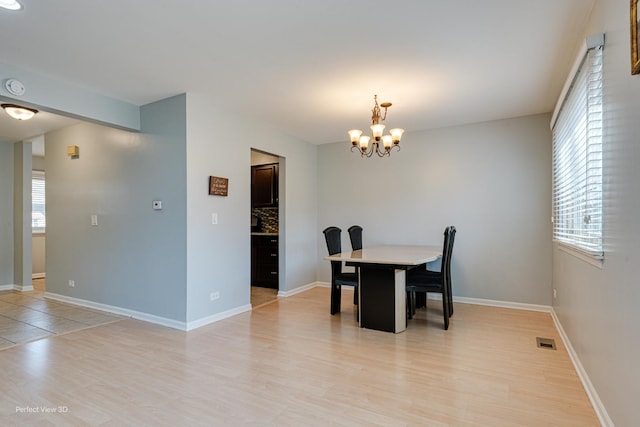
[32,171,45,233]
[552,46,603,258]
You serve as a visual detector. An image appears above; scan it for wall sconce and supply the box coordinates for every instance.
[67,145,79,158]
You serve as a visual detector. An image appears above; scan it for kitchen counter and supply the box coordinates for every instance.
[251,232,279,236]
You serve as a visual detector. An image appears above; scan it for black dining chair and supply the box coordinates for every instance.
[406,226,456,330]
[323,226,358,315]
[347,225,363,251]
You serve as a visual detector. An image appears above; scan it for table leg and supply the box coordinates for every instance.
[359,266,407,333]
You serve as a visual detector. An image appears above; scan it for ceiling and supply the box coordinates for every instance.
[0,0,594,145]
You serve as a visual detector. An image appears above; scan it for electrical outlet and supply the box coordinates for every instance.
[210,291,220,301]
[553,288,557,299]
[68,280,75,288]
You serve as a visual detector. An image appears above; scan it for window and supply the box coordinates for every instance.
[552,46,603,259]
[32,171,45,233]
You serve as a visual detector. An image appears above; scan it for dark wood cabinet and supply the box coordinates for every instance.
[251,235,278,288]
[251,163,278,208]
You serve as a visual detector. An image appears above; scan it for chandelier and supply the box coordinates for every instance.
[348,95,404,158]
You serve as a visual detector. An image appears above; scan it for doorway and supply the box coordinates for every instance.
[250,149,282,308]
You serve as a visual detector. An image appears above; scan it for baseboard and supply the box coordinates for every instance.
[45,292,187,331]
[186,304,252,331]
[278,281,327,297]
[313,284,550,313]
[32,273,46,279]
[551,308,613,427]
[446,295,551,313]
[1,283,36,292]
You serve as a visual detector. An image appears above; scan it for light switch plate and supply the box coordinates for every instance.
[211,213,218,224]
[91,215,98,226]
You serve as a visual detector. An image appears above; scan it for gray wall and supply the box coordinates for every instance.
[185,93,318,322]
[552,1,640,425]
[45,94,188,321]
[32,234,45,277]
[0,143,13,286]
[32,155,45,171]
[317,114,553,306]
[0,61,140,132]
[42,91,319,325]
[13,141,32,289]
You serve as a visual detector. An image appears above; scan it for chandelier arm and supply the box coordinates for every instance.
[378,146,391,157]
[365,145,375,157]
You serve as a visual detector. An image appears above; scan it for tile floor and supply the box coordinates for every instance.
[0,284,123,350]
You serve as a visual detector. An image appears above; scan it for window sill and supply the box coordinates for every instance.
[555,241,603,269]
[32,231,46,236]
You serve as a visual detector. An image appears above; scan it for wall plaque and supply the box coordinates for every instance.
[209,176,229,196]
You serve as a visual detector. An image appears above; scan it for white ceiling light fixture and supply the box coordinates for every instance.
[348,95,404,158]
[0,0,23,11]
[2,104,38,120]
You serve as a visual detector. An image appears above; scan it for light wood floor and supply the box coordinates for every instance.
[0,287,598,426]
[251,286,278,308]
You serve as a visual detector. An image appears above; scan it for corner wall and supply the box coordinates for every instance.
[551,1,640,425]
[45,95,188,322]
[185,93,318,323]
[317,114,553,306]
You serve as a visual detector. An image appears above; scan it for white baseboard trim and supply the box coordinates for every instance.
[314,281,330,289]
[1,283,37,292]
[32,273,46,279]
[447,295,551,313]
[312,284,551,313]
[45,292,188,331]
[186,304,252,331]
[551,308,613,427]
[277,281,327,297]
[45,292,257,332]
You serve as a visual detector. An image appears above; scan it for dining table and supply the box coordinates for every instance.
[324,245,442,333]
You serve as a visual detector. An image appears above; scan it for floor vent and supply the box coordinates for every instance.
[536,337,556,350]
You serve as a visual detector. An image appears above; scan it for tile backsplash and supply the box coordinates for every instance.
[252,208,278,233]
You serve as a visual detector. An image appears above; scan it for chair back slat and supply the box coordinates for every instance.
[348,225,363,251]
[323,226,342,255]
[442,225,456,285]
[323,226,343,276]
